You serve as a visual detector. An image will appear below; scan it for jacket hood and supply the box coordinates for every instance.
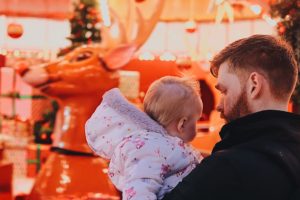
[85,88,167,159]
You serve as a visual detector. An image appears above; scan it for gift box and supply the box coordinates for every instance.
[27,144,51,177]
[5,146,27,178]
[118,70,140,100]
[0,161,13,200]
[1,116,32,149]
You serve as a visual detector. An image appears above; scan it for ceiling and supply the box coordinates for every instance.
[0,0,271,21]
[0,0,71,20]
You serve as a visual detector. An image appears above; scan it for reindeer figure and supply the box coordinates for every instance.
[17,1,164,199]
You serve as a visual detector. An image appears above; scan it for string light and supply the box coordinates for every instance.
[159,52,176,61]
[13,50,20,57]
[0,49,54,61]
[185,0,197,33]
[250,4,262,15]
[185,20,197,33]
[138,52,155,61]
[0,49,7,56]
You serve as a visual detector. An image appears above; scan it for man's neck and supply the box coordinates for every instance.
[252,99,289,113]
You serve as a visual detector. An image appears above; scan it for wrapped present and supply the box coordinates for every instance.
[0,161,13,200]
[1,115,31,136]
[26,144,51,177]
[14,116,32,138]
[1,116,15,135]
[1,116,32,148]
[118,70,140,100]
[5,146,27,177]
[0,132,28,177]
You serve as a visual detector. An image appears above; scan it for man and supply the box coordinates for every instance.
[162,35,300,200]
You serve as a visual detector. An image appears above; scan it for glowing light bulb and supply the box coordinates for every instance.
[138,52,155,61]
[250,5,262,15]
[185,20,197,33]
[160,52,176,61]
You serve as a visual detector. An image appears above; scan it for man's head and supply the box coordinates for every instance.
[144,76,203,142]
[210,34,298,122]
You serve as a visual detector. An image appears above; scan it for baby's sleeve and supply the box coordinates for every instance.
[112,137,165,200]
[85,102,112,159]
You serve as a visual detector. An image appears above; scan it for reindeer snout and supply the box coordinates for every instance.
[15,63,30,76]
[21,65,51,87]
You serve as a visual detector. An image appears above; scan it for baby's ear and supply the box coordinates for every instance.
[177,117,187,134]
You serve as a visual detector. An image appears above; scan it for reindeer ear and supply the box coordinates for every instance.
[102,44,137,70]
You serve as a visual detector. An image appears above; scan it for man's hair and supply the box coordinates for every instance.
[143,76,201,127]
[210,34,298,100]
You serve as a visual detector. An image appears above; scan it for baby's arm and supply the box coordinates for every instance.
[112,137,165,200]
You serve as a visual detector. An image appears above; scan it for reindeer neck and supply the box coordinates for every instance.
[52,94,103,153]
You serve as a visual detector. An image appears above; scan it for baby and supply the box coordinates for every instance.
[85,76,203,200]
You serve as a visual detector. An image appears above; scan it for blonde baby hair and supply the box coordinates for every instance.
[143,76,201,127]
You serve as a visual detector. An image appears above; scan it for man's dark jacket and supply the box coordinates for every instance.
[162,110,300,200]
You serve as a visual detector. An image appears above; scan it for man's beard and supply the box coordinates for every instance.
[223,88,251,123]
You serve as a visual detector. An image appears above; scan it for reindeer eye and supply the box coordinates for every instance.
[71,51,92,62]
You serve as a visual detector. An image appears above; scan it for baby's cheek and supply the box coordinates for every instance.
[186,124,197,141]
[189,123,197,133]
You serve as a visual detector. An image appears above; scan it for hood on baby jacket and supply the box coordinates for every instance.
[85,88,167,160]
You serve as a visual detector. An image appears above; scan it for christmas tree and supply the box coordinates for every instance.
[58,0,102,56]
[33,100,59,144]
[270,0,300,107]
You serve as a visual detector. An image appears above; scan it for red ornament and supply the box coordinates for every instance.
[289,9,297,16]
[41,133,47,140]
[231,3,244,12]
[79,3,85,9]
[176,57,192,70]
[185,20,197,33]
[278,25,286,34]
[135,0,145,3]
[89,8,98,15]
[7,23,23,39]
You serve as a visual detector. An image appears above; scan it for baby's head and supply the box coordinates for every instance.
[144,76,203,142]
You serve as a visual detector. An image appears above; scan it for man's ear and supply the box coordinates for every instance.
[177,117,187,134]
[248,72,263,99]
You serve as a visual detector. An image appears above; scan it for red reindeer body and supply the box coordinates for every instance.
[18,1,165,199]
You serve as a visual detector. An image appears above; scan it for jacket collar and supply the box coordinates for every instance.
[212,110,300,153]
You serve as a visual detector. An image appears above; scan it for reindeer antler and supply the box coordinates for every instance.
[100,0,165,51]
[132,0,165,48]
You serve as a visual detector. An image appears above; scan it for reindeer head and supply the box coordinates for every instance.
[18,0,164,98]
[19,44,137,97]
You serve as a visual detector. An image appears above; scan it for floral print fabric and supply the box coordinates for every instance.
[85,88,202,200]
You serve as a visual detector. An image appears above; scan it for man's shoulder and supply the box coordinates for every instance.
[162,143,296,200]
[191,145,280,180]
[192,143,296,187]
[201,143,282,170]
